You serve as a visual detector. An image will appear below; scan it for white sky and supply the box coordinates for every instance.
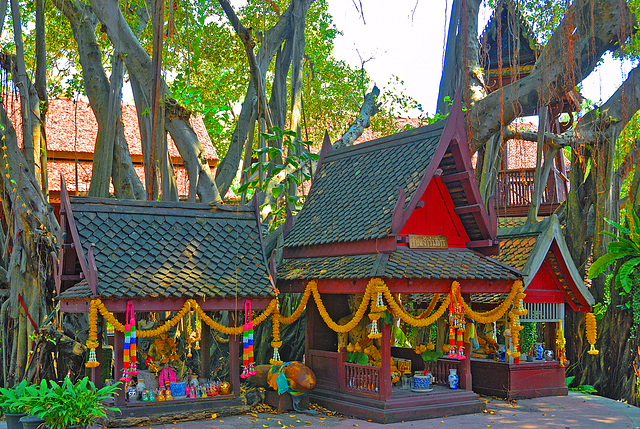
[327,1,636,118]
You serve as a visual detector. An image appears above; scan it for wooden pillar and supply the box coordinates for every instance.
[200,319,211,379]
[90,314,103,388]
[229,311,240,397]
[379,322,392,400]
[461,341,472,390]
[113,313,126,407]
[544,322,557,358]
[305,299,316,359]
[337,348,346,391]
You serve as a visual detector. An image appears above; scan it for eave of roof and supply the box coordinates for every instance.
[63,196,275,300]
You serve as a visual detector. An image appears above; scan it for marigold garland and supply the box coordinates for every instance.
[556,319,567,367]
[460,280,523,324]
[85,300,100,368]
[586,312,599,355]
[311,279,372,333]
[382,287,451,327]
[418,294,441,319]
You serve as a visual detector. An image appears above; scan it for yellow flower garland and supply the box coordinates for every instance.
[586,312,599,355]
[382,287,451,327]
[418,294,441,319]
[460,280,523,324]
[311,279,372,333]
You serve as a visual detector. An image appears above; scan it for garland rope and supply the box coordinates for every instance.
[86,278,526,365]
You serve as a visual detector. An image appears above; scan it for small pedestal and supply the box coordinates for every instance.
[265,391,309,414]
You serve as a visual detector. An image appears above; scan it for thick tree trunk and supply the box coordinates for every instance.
[469,0,636,154]
[90,0,219,202]
[54,0,145,200]
[0,100,58,386]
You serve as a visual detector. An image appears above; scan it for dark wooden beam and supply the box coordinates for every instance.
[59,297,274,314]
[277,277,516,294]
[453,204,482,215]
[440,170,474,184]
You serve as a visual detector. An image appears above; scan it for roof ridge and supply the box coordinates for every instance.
[325,120,447,161]
[69,196,253,213]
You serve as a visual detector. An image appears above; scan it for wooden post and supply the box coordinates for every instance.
[461,341,472,390]
[337,347,346,391]
[380,322,392,400]
[229,311,240,397]
[200,318,211,379]
[113,313,125,407]
[305,299,316,360]
[91,314,103,388]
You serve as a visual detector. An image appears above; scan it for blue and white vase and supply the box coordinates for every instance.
[535,343,544,360]
[448,368,459,390]
[498,344,506,362]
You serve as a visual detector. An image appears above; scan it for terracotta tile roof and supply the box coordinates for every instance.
[67,197,274,299]
[6,97,219,198]
[496,236,537,271]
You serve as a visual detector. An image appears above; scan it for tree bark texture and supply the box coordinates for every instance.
[469,0,636,153]
[54,0,145,200]
[90,0,219,202]
[0,100,59,385]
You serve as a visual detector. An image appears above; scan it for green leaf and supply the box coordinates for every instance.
[618,258,640,293]
[588,252,631,279]
[566,376,576,387]
[271,187,281,199]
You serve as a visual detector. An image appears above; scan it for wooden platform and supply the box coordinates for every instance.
[106,394,248,426]
[309,385,484,424]
[471,358,568,400]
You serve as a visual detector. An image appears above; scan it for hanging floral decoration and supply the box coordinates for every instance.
[86,278,531,368]
[556,319,567,367]
[586,312,599,355]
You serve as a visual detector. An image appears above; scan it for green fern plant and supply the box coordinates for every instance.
[588,200,640,332]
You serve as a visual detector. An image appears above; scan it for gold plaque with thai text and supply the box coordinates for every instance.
[408,234,448,249]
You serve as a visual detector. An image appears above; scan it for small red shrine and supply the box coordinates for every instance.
[55,182,275,420]
[471,215,595,400]
[276,98,524,423]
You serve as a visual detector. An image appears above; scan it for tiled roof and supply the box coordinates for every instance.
[496,236,537,271]
[57,281,92,299]
[285,121,447,247]
[278,250,519,281]
[69,197,274,299]
[384,250,518,280]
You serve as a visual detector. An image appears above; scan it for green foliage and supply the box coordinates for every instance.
[23,377,121,428]
[347,351,368,365]
[589,201,640,333]
[520,322,537,355]
[566,376,598,394]
[236,127,318,228]
[0,380,30,414]
[419,350,442,363]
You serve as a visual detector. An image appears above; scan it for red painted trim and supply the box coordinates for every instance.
[398,108,462,231]
[398,177,470,247]
[550,241,591,308]
[59,297,273,313]
[283,236,397,259]
[522,290,565,303]
[60,178,90,286]
[277,277,515,294]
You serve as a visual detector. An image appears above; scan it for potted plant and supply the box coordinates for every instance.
[520,322,537,362]
[0,380,30,429]
[29,377,121,429]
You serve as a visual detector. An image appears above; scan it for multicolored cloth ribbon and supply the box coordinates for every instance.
[241,300,256,378]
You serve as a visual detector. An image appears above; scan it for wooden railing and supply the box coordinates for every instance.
[344,363,381,397]
[495,168,564,209]
[432,358,462,387]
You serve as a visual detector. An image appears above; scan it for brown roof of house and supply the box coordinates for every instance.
[6,97,218,197]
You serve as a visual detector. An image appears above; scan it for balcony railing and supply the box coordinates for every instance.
[495,168,567,216]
